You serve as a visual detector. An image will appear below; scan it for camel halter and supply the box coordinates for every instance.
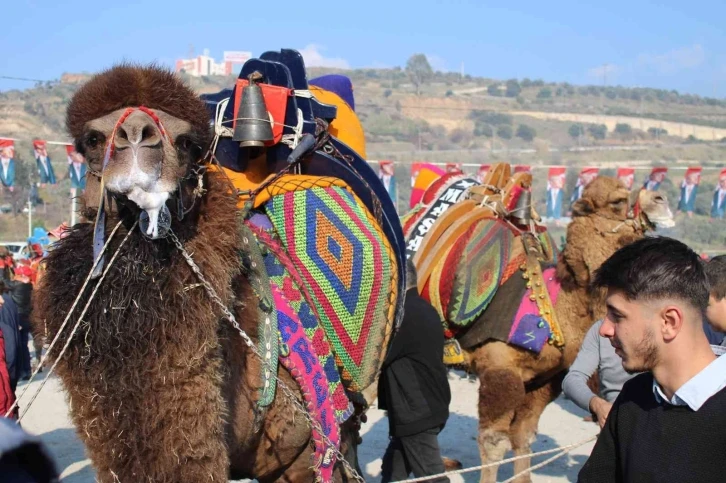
[91,106,175,278]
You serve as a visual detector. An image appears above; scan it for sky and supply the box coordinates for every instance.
[2,0,726,97]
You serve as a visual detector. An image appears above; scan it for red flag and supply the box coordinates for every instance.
[683,166,702,186]
[0,139,14,158]
[33,139,48,159]
[65,144,84,163]
[578,167,599,187]
[643,167,667,191]
[616,167,635,190]
[378,160,394,176]
[445,163,463,175]
[547,166,566,189]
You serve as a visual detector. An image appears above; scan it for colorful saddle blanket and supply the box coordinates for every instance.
[241,175,399,482]
[247,174,398,395]
[403,167,562,356]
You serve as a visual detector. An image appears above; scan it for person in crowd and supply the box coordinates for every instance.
[578,237,726,482]
[562,320,635,428]
[1,324,16,419]
[0,293,21,418]
[704,255,726,347]
[378,261,451,483]
[0,417,59,482]
[2,266,33,381]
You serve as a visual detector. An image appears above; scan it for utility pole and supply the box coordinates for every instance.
[70,188,77,226]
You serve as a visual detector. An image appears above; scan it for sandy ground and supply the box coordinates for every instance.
[15,369,598,483]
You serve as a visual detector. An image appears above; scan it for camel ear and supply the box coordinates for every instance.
[572,198,595,217]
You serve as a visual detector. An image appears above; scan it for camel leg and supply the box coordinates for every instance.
[508,375,563,483]
[477,367,526,483]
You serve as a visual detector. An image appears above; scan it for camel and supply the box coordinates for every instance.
[33,64,396,482]
[404,171,673,483]
[468,177,673,482]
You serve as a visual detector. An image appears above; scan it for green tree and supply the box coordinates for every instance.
[469,111,513,126]
[648,127,668,137]
[568,124,585,139]
[474,123,494,137]
[405,54,434,96]
[487,83,502,97]
[516,124,536,142]
[588,124,607,140]
[505,79,521,98]
[614,123,632,135]
[536,88,552,99]
[496,125,513,140]
[605,89,618,100]
[383,89,392,98]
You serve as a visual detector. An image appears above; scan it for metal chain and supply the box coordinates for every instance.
[169,231,365,483]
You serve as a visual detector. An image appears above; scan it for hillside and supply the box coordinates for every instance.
[1,64,726,244]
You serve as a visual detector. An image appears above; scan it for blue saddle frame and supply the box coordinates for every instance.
[200,48,406,329]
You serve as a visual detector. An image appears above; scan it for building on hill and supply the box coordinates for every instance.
[60,73,91,85]
[175,49,250,77]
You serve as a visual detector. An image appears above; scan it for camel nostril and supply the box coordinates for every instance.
[117,126,129,142]
[141,125,155,143]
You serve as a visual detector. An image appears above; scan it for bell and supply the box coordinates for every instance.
[233,75,274,147]
[511,189,532,225]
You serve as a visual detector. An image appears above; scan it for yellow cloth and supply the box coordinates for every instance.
[309,86,367,160]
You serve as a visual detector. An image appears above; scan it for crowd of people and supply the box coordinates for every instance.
[2,229,726,482]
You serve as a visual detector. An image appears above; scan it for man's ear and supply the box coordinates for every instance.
[572,198,595,217]
[661,305,684,342]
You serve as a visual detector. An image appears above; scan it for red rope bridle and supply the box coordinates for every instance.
[102,106,173,169]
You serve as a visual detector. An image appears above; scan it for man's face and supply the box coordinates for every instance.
[652,172,666,183]
[686,172,699,185]
[706,294,726,333]
[549,175,564,189]
[719,177,726,190]
[599,289,660,373]
[35,146,47,158]
[0,147,13,159]
[581,172,597,186]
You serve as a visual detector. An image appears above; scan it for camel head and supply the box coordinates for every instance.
[571,177,631,221]
[66,64,212,238]
[634,188,675,229]
[571,176,673,231]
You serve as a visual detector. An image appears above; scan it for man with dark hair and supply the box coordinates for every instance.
[378,261,451,483]
[704,255,726,345]
[578,236,726,483]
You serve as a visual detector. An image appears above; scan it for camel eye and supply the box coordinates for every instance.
[85,131,105,149]
[175,135,201,159]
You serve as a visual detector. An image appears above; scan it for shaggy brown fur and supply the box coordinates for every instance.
[35,65,361,483]
[466,176,665,483]
[66,63,211,146]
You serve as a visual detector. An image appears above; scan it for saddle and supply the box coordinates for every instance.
[201,49,404,483]
[404,162,563,365]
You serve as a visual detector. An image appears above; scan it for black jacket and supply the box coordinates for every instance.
[0,294,21,389]
[378,288,451,437]
[2,280,32,318]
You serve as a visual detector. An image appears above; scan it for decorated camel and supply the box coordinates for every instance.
[31,53,405,483]
[403,165,674,482]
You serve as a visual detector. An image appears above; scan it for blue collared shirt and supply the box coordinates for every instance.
[653,346,726,410]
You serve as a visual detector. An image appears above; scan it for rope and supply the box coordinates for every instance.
[169,231,365,483]
[4,219,125,418]
[14,221,138,423]
[389,434,597,483]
